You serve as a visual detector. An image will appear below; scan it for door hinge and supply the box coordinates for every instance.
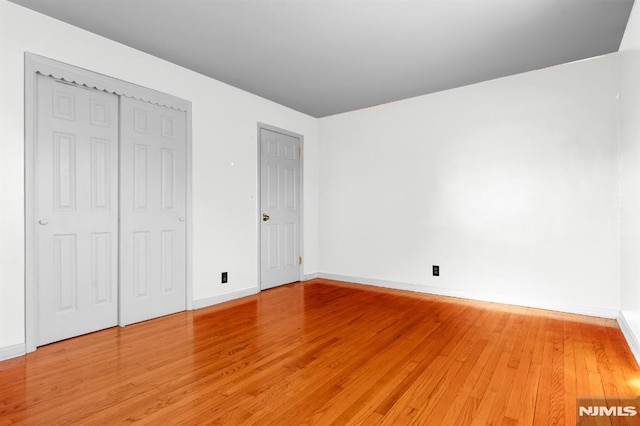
[298,256,303,265]
[299,147,302,157]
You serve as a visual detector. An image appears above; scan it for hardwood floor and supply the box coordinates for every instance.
[1,279,639,425]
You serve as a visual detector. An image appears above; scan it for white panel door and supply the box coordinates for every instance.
[260,128,301,289]
[36,74,119,346]
[120,97,187,325]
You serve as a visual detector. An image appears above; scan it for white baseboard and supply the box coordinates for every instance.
[316,273,619,319]
[302,273,320,281]
[193,287,259,309]
[0,343,26,361]
[618,312,640,367]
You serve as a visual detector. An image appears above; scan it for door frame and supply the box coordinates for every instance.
[256,123,304,290]
[24,53,193,353]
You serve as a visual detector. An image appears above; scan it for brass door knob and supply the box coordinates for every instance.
[262,213,270,222]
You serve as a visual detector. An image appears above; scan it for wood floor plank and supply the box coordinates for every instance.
[503,312,541,423]
[563,320,579,426]
[440,308,503,424]
[0,278,638,425]
[304,317,443,424]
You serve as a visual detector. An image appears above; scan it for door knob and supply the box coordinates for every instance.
[262,213,270,222]
[38,219,48,226]
[179,217,185,222]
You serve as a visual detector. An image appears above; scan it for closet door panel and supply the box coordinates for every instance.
[36,75,118,345]
[120,97,186,325]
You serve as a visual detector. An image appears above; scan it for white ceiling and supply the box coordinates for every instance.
[8,0,635,117]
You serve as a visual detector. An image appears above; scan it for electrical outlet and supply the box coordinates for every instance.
[221,272,228,283]
[432,265,439,276]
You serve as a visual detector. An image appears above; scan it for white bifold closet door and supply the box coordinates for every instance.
[36,74,119,346]
[119,97,187,326]
[35,75,187,346]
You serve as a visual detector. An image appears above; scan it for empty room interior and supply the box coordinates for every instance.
[5,0,640,423]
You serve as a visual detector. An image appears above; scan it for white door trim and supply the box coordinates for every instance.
[24,53,194,353]
[257,123,304,290]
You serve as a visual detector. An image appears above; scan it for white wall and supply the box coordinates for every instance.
[619,0,640,363]
[0,0,319,355]
[318,54,621,316]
